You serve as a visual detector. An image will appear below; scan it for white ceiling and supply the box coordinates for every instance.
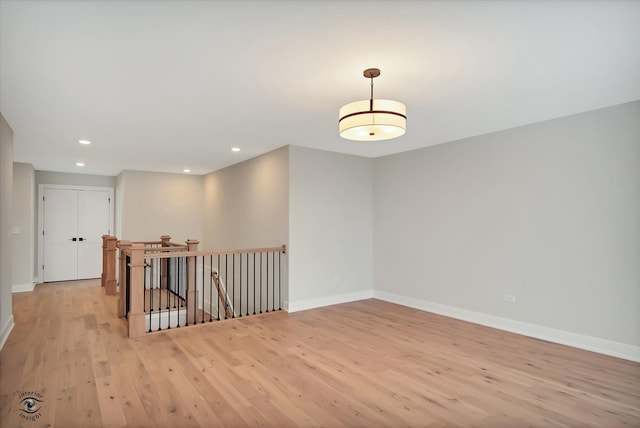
[1,0,639,176]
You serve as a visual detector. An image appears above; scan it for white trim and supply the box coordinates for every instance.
[37,183,115,283]
[286,290,373,313]
[373,290,640,363]
[146,308,187,332]
[0,315,15,351]
[12,282,35,293]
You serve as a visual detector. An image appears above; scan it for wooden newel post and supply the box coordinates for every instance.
[101,235,110,288]
[186,239,199,325]
[104,236,118,295]
[117,240,132,318]
[160,235,171,290]
[128,243,146,338]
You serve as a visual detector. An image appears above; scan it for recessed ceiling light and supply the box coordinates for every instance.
[78,140,91,145]
[76,162,85,167]
[231,147,241,152]
[183,169,191,173]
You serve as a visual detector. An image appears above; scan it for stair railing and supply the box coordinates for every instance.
[117,240,286,338]
[212,269,234,319]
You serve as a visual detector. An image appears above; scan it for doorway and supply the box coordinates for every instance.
[38,185,114,282]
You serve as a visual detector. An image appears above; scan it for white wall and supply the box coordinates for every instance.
[202,146,288,250]
[11,163,35,292]
[288,146,373,311]
[35,170,116,188]
[374,101,640,355]
[118,170,203,244]
[0,113,14,350]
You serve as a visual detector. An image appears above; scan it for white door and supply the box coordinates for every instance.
[43,188,78,282]
[42,187,112,282]
[77,190,111,279]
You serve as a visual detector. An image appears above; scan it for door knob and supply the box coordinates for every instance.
[70,237,77,241]
[78,237,85,242]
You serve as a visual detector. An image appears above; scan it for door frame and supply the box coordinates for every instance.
[37,184,115,283]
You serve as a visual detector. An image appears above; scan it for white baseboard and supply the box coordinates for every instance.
[0,315,15,351]
[12,282,35,293]
[373,290,640,363]
[286,290,373,313]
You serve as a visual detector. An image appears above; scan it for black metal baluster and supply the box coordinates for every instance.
[253,252,256,315]
[166,257,170,309]
[246,253,250,316]
[149,259,153,317]
[260,252,263,314]
[232,253,235,318]
[147,259,152,333]
[193,256,197,326]
[225,254,228,319]
[272,251,275,312]
[125,255,130,320]
[166,258,173,310]
[278,250,282,311]
[239,253,242,317]
[186,256,190,327]
[158,259,161,317]
[156,259,162,331]
[176,258,181,328]
[266,252,269,313]
[167,257,171,329]
[182,257,186,306]
[209,255,213,322]
[172,257,176,307]
[142,259,146,316]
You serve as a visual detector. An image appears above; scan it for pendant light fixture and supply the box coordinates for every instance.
[339,68,406,141]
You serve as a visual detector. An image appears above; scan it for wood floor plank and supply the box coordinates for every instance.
[1,279,639,427]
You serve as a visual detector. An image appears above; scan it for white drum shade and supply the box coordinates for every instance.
[339,99,406,141]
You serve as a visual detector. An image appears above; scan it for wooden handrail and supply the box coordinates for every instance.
[212,271,233,319]
[116,240,187,249]
[125,240,184,246]
[142,246,188,253]
[118,246,188,257]
[122,245,287,260]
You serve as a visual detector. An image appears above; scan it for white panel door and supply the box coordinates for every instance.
[42,187,112,282]
[77,190,111,279]
[43,188,78,282]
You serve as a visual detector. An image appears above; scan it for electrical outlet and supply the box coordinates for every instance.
[504,294,516,304]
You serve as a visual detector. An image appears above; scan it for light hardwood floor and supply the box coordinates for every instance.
[1,279,639,427]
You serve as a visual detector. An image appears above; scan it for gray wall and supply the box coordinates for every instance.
[202,146,289,250]
[117,170,202,244]
[374,101,640,349]
[0,113,14,349]
[288,146,373,310]
[12,163,35,290]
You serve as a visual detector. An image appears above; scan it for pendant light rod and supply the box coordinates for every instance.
[364,68,380,112]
